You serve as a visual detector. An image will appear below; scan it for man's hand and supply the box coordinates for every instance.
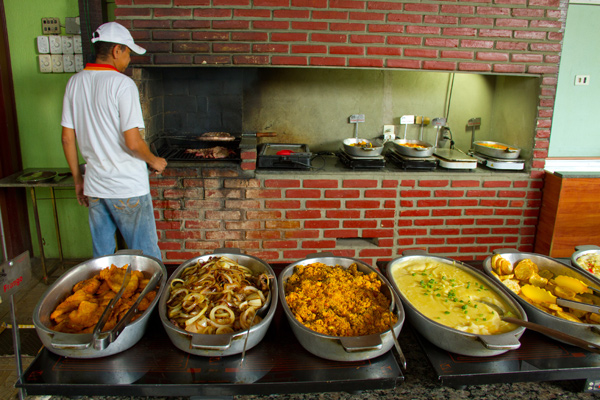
[75,181,88,207]
[148,157,167,175]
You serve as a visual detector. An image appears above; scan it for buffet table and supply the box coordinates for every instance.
[15,261,600,397]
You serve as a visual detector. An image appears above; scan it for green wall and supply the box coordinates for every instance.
[4,0,92,258]
[549,4,600,158]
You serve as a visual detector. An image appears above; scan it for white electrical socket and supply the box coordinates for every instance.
[74,54,84,72]
[38,54,52,73]
[51,54,63,73]
[61,36,74,54]
[73,35,82,53]
[63,54,75,72]
[575,75,590,86]
[383,124,395,141]
[37,36,50,53]
[49,35,62,54]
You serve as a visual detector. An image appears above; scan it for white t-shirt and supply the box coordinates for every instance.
[61,66,149,198]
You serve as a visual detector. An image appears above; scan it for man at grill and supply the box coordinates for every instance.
[60,22,167,260]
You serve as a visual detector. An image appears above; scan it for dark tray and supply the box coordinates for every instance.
[258,143,312,169]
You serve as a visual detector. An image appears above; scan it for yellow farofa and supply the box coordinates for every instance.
[285,262,396,337]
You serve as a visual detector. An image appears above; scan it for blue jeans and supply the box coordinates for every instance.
[88,194,162,260]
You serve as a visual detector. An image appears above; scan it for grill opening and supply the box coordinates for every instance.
[151,136,241,162]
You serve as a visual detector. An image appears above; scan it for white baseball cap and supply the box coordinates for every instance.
[91,22,146,55]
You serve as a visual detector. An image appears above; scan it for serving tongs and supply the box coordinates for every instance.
[93,268,163,350]
[51,266,162,351]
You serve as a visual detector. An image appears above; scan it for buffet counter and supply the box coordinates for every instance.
[16,261,600,398]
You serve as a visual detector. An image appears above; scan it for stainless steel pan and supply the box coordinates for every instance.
[391,139,434,157]
[342,138,384,157]
[278,253,404,362]
[483,249,600,345]
[33,252,167,358]
[158,249,277,357]
[386,251,525,357]
[473,141,521,159]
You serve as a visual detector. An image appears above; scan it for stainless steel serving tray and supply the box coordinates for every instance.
[386,251,526,357]
[33,252,167,358]
[279,253,404,362]
[473,141,521,159]
[483,249,600,345]
[158,249,278,357]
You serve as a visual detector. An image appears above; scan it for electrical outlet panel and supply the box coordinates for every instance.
[75,54,84,72]
[65,17,80,34]
[73,35,82,53]
[41,18,60,34]
[49,35,62,54]
[51,54,63,73]
[39,55,52,73]
[36,36,50,53]
[63,54,75,73]
[575,75,590,86]
[61,36,74,54]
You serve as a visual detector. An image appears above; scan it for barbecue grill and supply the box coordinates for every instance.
[150,136,241,162]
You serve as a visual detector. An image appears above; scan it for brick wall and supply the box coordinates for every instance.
[152,168,541,265]
[119,0,567,264]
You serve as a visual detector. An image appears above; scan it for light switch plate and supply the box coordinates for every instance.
[37,36,50,53]
[51,54,63,73]
[61,36,74,54]
[74,54,84,72]
[38,54,52,73]
[73,35,82,53]
[49,35,62,54]
[63,54,75,72]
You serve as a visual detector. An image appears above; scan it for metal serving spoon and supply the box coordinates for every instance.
[478,300,600,354]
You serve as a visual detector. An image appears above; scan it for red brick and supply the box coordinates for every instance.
[369,24,405,33]
[330,46,364,55]
[404,48,438,58]
[293,44,328,53]
[213,43,251,53]
[388,14,423,24]
[478,29,512,38]
[388,59,422,69]
[325,189,360,198]
[292,0,328,7]
[424,15,459,25]
[461,39,494,48]
[365,209,395,218]
[312,10,348,19]
[404,3,439,12]
[406,26,441,35]
[232,32,269,41]
[305,200,342,208]
[425,38,459,48]
[214,0,250,4]
[350,12,386,21]
[459,62,492,72]
[368,1,403,10]
[493,64,526,74]
[293,21,328,30]
[192,31,229,40]
[154,8,192,17]
[496,18,529,28]
[433,209,461,216]
[476,6,510,15]
[476,52,509,62]
[417,199,447,207]
[423,60,457,70]
[272,56,308,65]
[346,200,382,208]
[174,0,210,4]
[274,9,310,19]
[115,7,152,17]
[434,190,464,197]
[194,9,232,18]
[254,44,289,53]
[368,47,402,56]
[443,27,477,36]
[401,189,431,197]
[350,34,385,44]
[349,58,384,67]
[310,57,346,66]
[402,209,430,217]
[331,23,367,31]
[234,9,271,18]
[254,0,288,5]
[263,240,298,249]
[253,21,289,29]
[460,17,493,26]
[301,240,337,249]
[387,36,422,46]
[272,32,308,42]
[311,33,348,43]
